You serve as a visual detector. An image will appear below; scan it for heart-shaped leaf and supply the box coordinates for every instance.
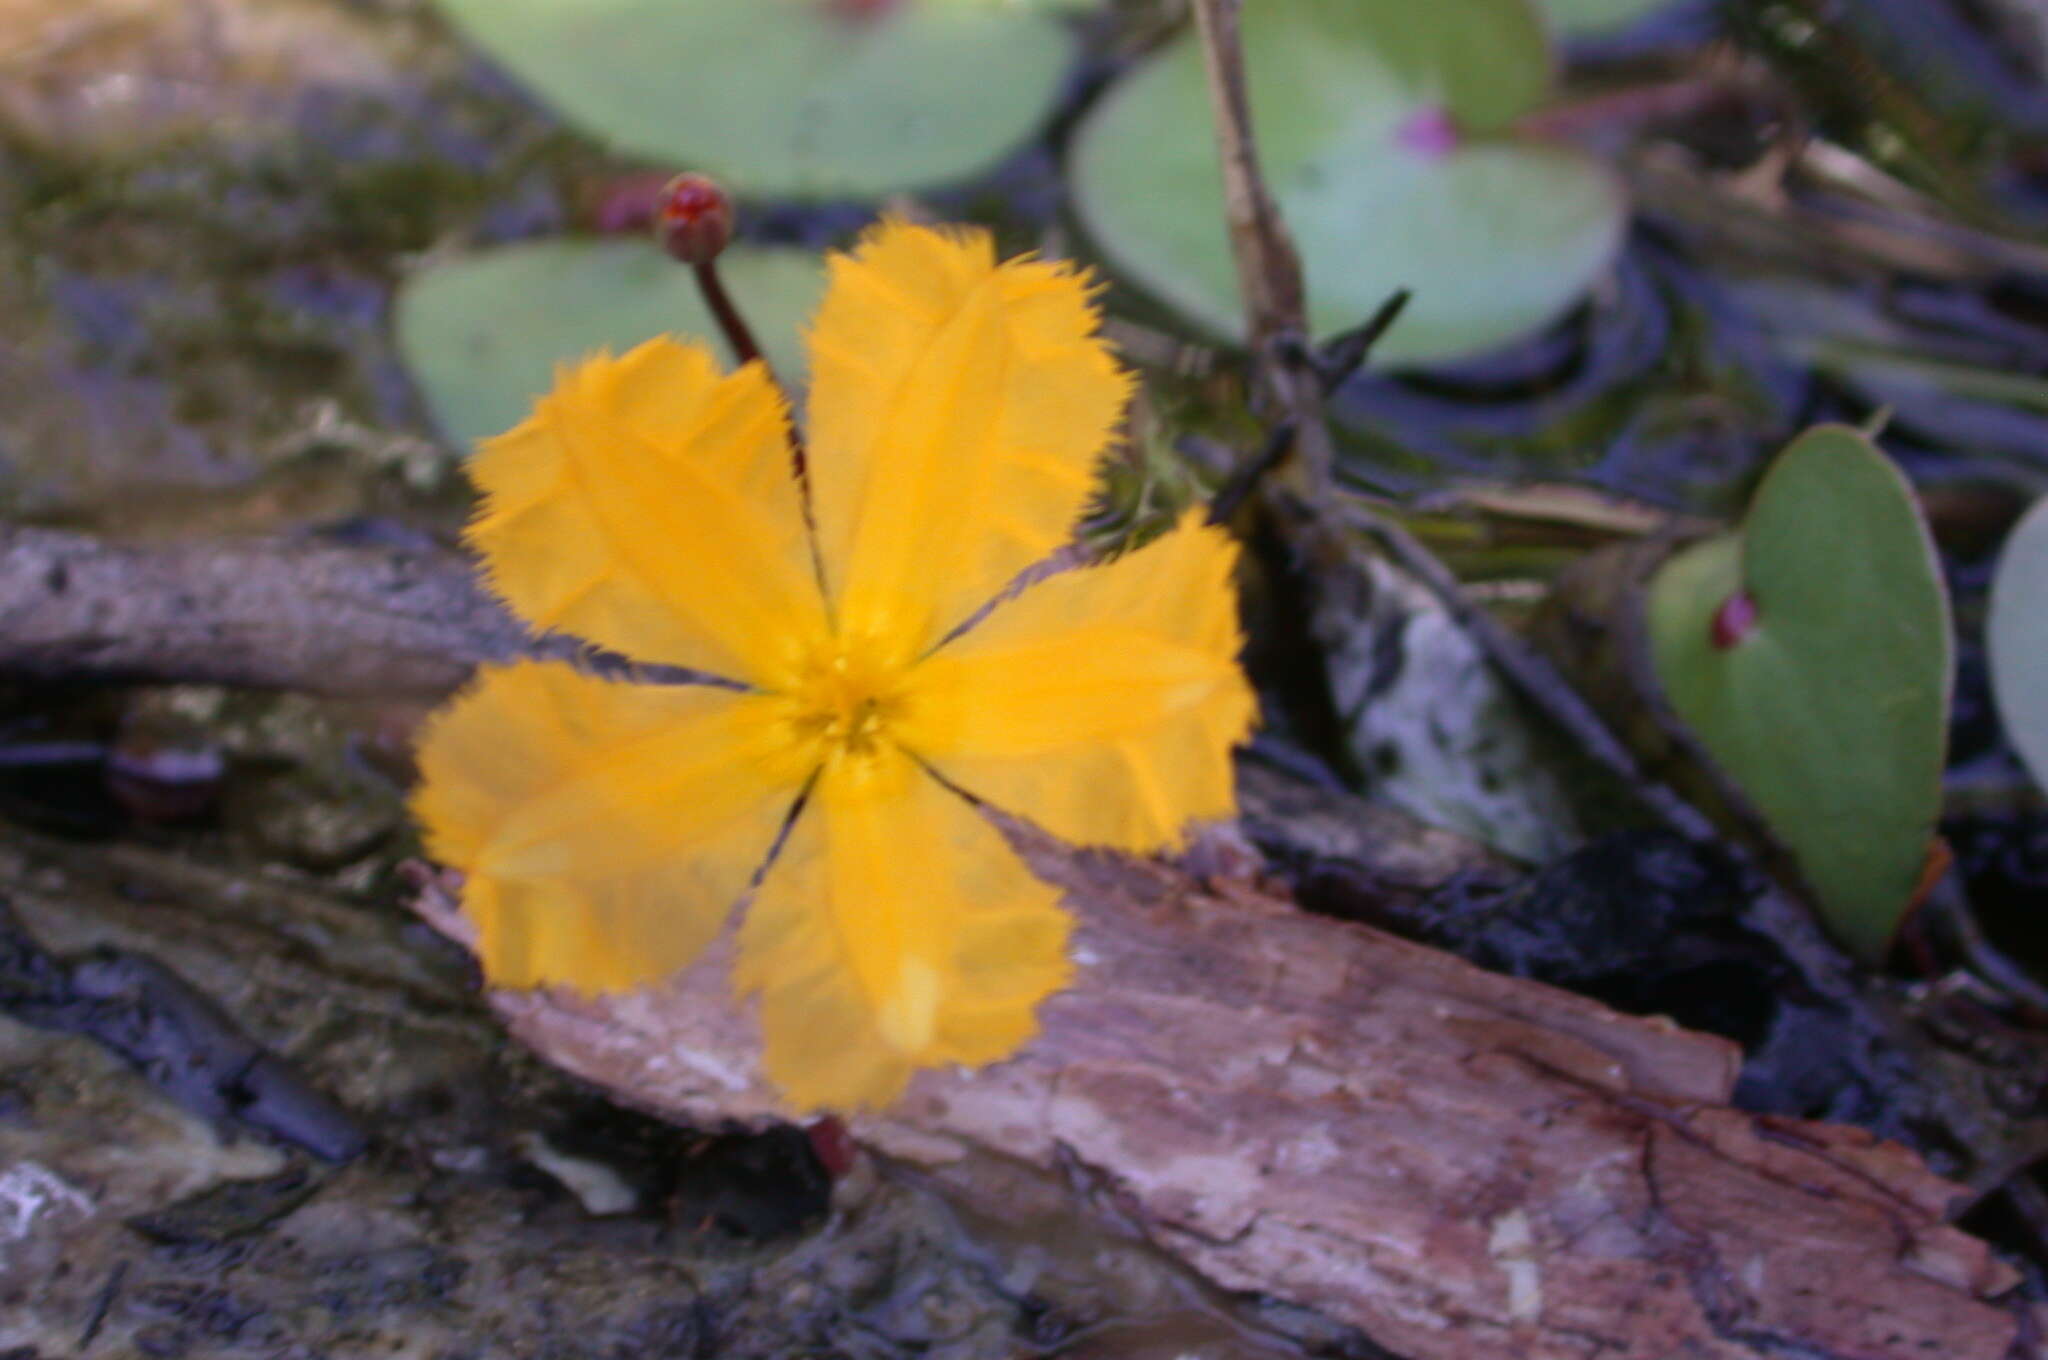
[1069,0,1627,366]
[1989,495,2048,793]
[395,238,827,449]
[1646,426,1952,961]
[430,0,1074,199]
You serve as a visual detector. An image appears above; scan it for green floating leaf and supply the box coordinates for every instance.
[1069,0,1627,366]
[396,238,827,449]
[431,0,1073,199]
[1647,426,1952,962]
[1989,496,2048,793]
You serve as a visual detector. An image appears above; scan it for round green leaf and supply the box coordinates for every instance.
[431,0,1073,199]
[1989,495,2048,793]
[1069,0,1626,365]
[1646,426,1952,962]
[395,238,826,449]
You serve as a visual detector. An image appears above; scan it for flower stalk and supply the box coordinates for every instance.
[653,174,763,369]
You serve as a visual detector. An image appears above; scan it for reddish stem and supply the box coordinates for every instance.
[692,260,763,370]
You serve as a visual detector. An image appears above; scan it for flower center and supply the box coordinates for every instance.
[789,639,907,762]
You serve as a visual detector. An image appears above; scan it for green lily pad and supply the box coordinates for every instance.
[1989,496,2048,793]
[395,238,826,449]
[1646,426,1952,962]
[1069,0,1627,366]
[431,0,1073,199]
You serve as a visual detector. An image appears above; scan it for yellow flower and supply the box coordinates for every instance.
[411,220,1255,1111]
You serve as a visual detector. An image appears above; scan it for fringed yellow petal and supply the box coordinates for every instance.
[895,511,1256,851]
[411,663,813,992]
[805,220,1132,660]
[467,338,825,688]
[736,746,1071,1111]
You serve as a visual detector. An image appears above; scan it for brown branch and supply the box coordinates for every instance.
[1188,0,1335,492]
[1189,0,1304,349]
[0,525,530,698]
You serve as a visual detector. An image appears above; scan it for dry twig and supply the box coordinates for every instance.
[1187,0,1334,491]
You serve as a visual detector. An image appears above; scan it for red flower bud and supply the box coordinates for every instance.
[654,173,734,265]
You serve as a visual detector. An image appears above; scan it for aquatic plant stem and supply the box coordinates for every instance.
[1187,0,1333,496]
[1205,290,1409,526]
[693,260,764,372]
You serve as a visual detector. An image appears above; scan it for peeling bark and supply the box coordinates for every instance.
[470,840,2020,1360]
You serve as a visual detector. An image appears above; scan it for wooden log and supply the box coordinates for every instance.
[455,834,2020,1360]
[0,524,525,698]
[0,522,2026,1357]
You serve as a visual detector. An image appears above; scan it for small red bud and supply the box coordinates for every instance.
[806,1116,858,1178]
[654,173,734,265]
[1710,589,1759,649]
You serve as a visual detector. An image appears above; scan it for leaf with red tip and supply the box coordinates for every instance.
[1647,426,1952,962]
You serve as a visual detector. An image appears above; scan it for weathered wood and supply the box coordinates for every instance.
[1,522,2026,1357]
[0,524,527,698]
[464,837,2019,1360]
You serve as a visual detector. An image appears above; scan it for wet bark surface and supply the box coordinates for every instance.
[484,833,2024,1360]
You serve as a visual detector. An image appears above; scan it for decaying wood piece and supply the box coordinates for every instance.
[459,834,2020,1360]
[0,522,2027,1357]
